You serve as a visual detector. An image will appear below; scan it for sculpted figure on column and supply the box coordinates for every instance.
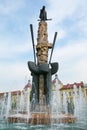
[39,6,47,21]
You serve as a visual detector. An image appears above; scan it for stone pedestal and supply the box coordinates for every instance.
[8,113,76,124]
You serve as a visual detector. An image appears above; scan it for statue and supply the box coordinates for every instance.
[39,6,47,21]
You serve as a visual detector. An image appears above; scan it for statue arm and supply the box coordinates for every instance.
[51,62,59,75]
[28,61,39,74]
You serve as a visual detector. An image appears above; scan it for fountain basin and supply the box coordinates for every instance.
[8,113,76,125]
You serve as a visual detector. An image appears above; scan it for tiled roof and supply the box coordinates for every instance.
[24,83,32,89]
[59,82,84,90]
[0,92,5,97]
[52,78,62,84]
[0,90,21,96]
[11,90,21,95]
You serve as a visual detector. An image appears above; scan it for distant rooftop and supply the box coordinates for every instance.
[59,82,84,90]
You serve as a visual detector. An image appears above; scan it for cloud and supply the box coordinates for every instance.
[0,0,25,15]
[47,0,87,40]
[0,62,31,92]
[0,36,33,60]
[52,40,87,83]
[47,0,87,21]
[77,17,87,35]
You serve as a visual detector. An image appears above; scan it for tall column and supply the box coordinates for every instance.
[36,21,52,104]
[36,21,52,64]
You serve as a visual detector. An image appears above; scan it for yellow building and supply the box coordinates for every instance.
[52,74,87,114]
[59,82,87,103]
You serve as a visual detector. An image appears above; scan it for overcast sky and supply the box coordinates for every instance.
[0,0,87,92]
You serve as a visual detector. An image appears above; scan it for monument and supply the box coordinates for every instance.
[28,5,58,107]
[7,6,76,125]
[27,6,75,124]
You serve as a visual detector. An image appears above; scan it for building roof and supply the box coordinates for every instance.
[0,90,21,97]
[24,80,32,90]
[59,82,84,90]
[52,74,62,85]
[0,92,5,97]
[11,90,21,95]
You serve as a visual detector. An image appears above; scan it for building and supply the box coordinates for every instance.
[52,74,87,114]
[0,77,87,116]
[0,80,32,116]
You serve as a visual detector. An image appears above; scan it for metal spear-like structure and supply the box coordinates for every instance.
[30,24,36,65]
[49,32,57,64]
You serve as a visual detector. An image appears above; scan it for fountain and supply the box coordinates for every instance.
[0,6,87,130]
[7,6,76,125]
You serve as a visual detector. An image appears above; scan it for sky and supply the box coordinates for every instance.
[0,0,87,92]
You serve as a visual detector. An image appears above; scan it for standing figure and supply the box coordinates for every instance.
[39,6,47,21]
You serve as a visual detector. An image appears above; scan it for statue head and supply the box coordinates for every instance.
[42,6,45,10]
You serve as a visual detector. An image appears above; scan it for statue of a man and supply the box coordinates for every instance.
[39,6,47,21]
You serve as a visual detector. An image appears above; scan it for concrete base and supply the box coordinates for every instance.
[8,113,76,125]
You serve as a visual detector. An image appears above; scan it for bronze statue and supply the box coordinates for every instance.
[39,6,47,21]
